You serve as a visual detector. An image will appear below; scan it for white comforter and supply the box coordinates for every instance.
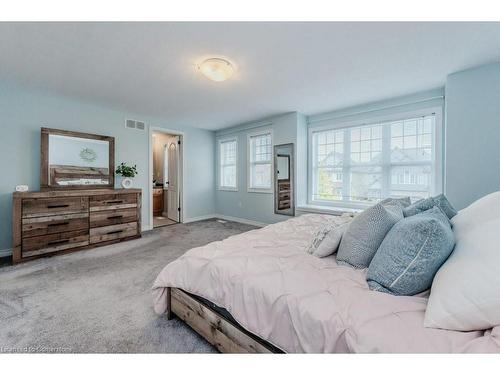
[152,214,500,353]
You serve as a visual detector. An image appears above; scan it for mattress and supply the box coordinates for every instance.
[152,214,500,353]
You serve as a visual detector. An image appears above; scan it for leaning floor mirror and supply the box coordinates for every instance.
[274,143,294,216]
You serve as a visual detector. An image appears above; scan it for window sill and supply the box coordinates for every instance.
[247,188,273,194]
[296,204,363,216]
[218,187,238,192]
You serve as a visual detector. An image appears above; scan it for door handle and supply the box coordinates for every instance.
[107,230,123,235]
[47,204,70,209]
[107,215,123,220]
[48,239,70,246]
[48,222,70,227]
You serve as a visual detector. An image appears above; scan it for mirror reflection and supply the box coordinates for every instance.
[48,134,110,186]
[274,143,294,216]
[277,155,290,181]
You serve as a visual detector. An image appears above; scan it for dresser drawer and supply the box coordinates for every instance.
[279,192,291,201]
[90,208,137,228]
[278,200,291,210]
[278,182,291,192]
[89,193,137,212]
[22,197,89,218]
[89,222,138,244]
[22,229,89,258]
[22,213,89,238]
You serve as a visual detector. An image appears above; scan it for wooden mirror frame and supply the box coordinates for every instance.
[40,127,115,190]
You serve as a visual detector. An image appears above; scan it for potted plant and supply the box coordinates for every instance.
[116,162,138,189]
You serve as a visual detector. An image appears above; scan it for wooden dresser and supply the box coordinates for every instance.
[153,187,164,216]
[12,189,141,264]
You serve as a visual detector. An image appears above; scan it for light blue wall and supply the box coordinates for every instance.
[296,113,308,206]
[445,62,500,209]
[0,83,215,251]
[215,112,304,224]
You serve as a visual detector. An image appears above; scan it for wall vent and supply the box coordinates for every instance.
[125,119,146,131]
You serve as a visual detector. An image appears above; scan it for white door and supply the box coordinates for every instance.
[167,140,179,222]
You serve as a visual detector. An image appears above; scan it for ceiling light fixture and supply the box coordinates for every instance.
[197,57,235,82]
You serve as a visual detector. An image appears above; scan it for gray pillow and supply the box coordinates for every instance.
[403,194,457,219]
[367,206,455,296]
[337,203,403,269]
[380,196,411,208]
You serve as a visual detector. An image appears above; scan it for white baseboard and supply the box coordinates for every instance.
[0,248,12,257]
[183,214,217,223]
[214,215,267,228]
[182,214,267,227]
[143,213,267,232]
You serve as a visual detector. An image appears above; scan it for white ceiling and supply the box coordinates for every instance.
[1,22,500,130]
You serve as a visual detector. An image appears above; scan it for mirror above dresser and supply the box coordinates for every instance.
[41,127,115,190]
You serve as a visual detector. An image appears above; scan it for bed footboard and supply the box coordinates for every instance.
[166,287,282,353]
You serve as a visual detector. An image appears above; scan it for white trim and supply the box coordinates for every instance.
[215,215,267,228]
[247,128,274,193]
[0,248,12,257]
[149,127,185,229]
[307,106,444,209]
[216,136,239,191]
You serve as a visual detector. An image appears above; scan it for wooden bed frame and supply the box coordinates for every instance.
[166,287,283,353]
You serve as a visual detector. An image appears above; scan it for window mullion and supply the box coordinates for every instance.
[381,123,391,198]
[342,129,351,202]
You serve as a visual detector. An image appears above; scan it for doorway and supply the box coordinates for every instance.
[149,128,183,229]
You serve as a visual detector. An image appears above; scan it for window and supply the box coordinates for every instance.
[248,130,273,192]
[218,138,238,191]
[310,111,441,207]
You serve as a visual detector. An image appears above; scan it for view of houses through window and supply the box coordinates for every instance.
[311,114,436,205]
[248,131,272,191]
[218,138,237,190]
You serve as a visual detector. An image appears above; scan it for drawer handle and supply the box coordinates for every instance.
[47,204,70,209]
[107,230,123,235]
[106,200,123,205]
[48,239,70,246]
[48,222,70,227]
[107,215,123,220]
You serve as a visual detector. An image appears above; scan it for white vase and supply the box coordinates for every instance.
[120,177,133,189]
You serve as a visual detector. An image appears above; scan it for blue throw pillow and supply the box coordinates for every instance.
[337,202,403,269]
[403,194,457,219]
[367,206,455,296]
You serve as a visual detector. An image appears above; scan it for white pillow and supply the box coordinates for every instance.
[424,191,500,331]
[306,216,351,258]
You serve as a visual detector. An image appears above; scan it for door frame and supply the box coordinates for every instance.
[148,126,185,230]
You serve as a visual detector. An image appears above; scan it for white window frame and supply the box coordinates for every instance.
[247,129,273,194]
[217,137,238,191]
[307,107,443,209]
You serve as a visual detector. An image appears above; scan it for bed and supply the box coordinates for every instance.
[152,214,500,353]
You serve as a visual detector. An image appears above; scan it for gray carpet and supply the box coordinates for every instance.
[0,219,257,353]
